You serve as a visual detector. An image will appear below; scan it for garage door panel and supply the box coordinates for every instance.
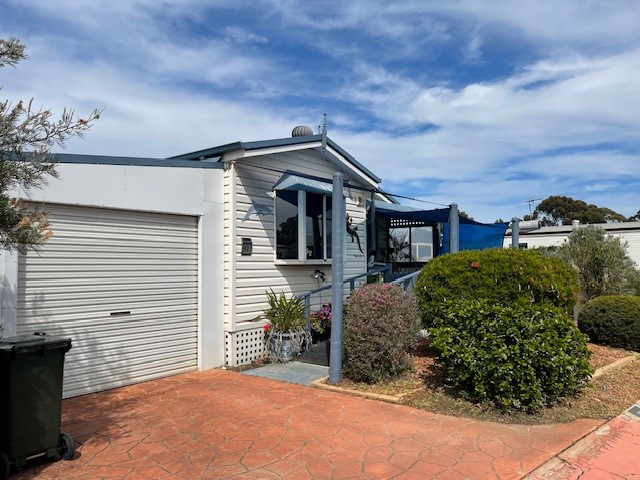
[18,296,198,315]
[17,205,199,398]
[15,310,197,340]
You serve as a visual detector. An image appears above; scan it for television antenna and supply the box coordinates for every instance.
[525,197,543,216]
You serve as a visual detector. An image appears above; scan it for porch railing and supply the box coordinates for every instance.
[295,264,421,334]
[294,265,390,332]
[390,269,421,291]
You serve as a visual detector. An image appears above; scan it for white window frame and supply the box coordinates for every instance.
[275,190,332,264]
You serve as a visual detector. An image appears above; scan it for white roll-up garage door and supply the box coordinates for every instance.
[17,204,199,398]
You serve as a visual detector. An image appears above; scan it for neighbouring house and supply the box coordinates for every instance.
[503,220,640,266]
[0,126,506,398]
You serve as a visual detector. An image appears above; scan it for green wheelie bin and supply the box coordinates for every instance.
[0,332,74,478]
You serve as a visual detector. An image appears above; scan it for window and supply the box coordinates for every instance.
[276,191,332,261]
[388,226,433,262]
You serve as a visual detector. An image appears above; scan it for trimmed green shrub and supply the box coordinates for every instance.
[415,248,579,326]
[578,295,640,351]
[343,283,421,383]
[430,299,593,412]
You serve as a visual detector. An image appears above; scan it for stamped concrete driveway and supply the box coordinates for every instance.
[14,369,602,479]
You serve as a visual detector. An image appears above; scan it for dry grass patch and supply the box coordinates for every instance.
[333,339,639,424]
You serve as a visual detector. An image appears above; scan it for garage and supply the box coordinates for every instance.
[16,204,199,398]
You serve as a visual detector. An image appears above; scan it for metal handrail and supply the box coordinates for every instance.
[295,264,392,331]
[390,270,421,291]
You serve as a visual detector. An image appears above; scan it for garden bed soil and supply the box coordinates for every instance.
[327,339,640,424]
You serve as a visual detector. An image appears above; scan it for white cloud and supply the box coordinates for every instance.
[461,33,484,64]
[224,26,268,45]
[2,0,639,223]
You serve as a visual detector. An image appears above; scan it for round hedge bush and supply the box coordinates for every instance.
[578,295,640,351]
[430,299,593,412]
[415,248,579,327]
[343,283,421,383]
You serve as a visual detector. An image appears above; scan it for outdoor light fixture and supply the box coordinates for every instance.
[313,269,327,283]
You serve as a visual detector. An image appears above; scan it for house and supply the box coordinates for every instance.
[0,126,507,398]
[503,220,640,266]
[0,127,394,397]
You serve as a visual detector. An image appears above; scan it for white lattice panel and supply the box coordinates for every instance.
[225,327,266,366]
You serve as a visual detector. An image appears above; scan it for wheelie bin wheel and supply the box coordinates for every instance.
[1,451,10,480]
[58,433,75,460]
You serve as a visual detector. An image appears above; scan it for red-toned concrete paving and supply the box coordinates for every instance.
[13,369,603,480]
[527,412,640,480]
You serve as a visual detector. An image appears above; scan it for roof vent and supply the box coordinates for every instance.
[291,125,314,137]
[571,220,580,226]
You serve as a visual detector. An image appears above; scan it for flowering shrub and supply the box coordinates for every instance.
[343,283,421,383]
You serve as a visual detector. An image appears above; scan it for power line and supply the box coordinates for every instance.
[239,162,449,207]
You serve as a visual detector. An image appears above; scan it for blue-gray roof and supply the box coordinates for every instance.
[53,153,224,169]
[166,134,381,183]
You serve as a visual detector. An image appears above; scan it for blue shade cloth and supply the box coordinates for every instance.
[373,200,508,253]
[441,222,509,253]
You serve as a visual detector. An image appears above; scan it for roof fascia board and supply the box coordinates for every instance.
[374,191,398,204]
[166,141,243,161]
[241,141,323,159]
[319,145,379,189]
[166,134,383,185]
[168,135,324,161]
[220,149,246,162]
[326,138,381,183]
[53,153,224,169]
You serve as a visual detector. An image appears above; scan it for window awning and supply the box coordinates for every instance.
[273,172,334,195]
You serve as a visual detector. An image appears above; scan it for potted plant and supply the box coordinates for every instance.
[263,289,311,362]
[310,303,332,342]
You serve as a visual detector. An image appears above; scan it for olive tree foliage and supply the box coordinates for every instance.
[0,37,100,254]
[554,226,640,301]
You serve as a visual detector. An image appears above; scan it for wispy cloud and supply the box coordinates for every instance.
[224,26,268,45]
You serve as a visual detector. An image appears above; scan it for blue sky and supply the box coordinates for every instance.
[1,0,639,222]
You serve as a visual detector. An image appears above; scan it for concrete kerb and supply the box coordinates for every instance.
[592,352,639,378]
[312,376,424,404]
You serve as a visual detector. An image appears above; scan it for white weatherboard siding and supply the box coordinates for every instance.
[17,205,199,398]
[223,164,236,332]
[625,231,640,266]
[230,151,368,329]
[504,224,640,266]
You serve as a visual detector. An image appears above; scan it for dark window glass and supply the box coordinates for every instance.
[276,191,298,259]
[306,193,324,259]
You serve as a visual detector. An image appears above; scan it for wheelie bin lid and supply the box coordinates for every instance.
[0,332,72,357]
